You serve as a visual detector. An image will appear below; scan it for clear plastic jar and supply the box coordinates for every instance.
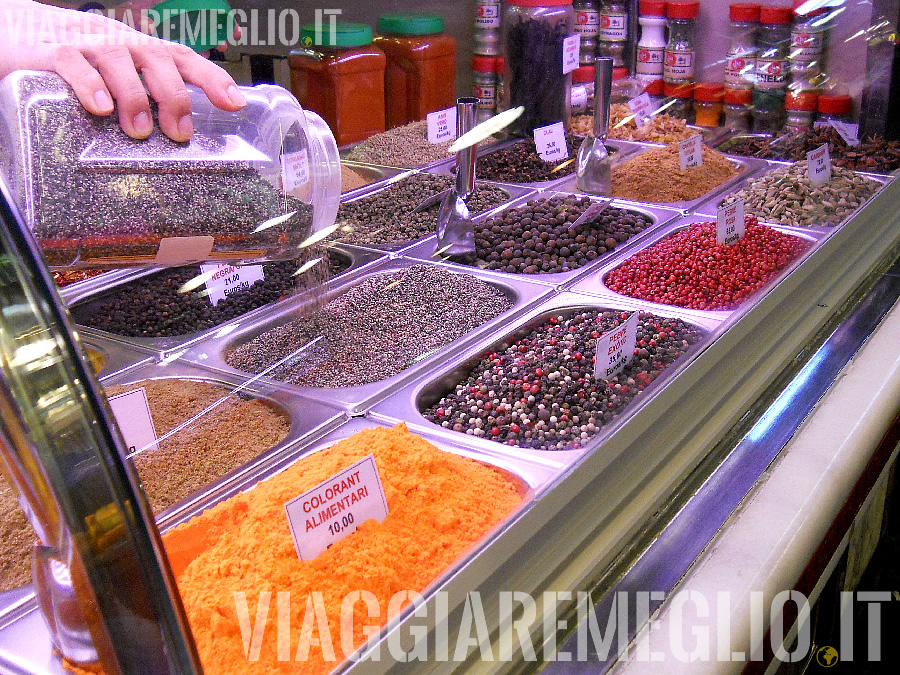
[570,65,595,114]
[694,82,724,127]
[754,5,792,93]
[723,87,753,132]
[574,1,600,64]
[724,3,759,93]
[473,55,499,123]
[474,0,503,55]
[664,80,694,123]
[664,1,699,87]
[784,90,818,132]
[598,1,628,68]
[636,0,667,96]
[816,94,854,124]
[610,68,641,103]
[503,0,575,134]
[790,0,830,85]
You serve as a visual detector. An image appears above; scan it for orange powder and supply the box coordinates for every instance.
[163,424,524,674]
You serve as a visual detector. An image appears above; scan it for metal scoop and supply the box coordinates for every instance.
[576,57,614,195]
[436,97,479,256]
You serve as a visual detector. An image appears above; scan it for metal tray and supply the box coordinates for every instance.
[176,257,554,414]
[399,192,682,289]
[339,136,505,171]
[340,161,411,200]
[368,292,718,464]
[81,334,154,381]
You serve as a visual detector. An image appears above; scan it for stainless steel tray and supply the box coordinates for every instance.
[339,136,505,171]
[368,291,719,464]
[399,192,682,289]
[175,257,554,414]
[81,334,154,381]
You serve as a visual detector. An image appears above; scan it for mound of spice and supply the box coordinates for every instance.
[226,265,514,388]
[163,423,523,674]
[52,269,107,288]
[570,104,697,144]
[423,311,703,450]
[340,164,372,193]
[475,136,581,183]
[718,160,881,227]
[335,173,509,246]
[345,120,451,167]
[611,143,739,203]
[605,217,811,310]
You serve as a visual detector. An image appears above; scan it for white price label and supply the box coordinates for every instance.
[679,134,704,170]
[280,149,309,192]
[427,106,457,144]
[627,93,654,128]
[562,35,580,74]
[284,454,389,561]
[533,122,568,162]
[815,120,860,147]
[717,199,745,246]
[108,388,159,455]
[807,143,832,185]
[593,311,639,381]
[200,263,265,306]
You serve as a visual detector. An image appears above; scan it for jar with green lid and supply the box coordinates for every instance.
[289,23,386,146]
[375,13,457,129]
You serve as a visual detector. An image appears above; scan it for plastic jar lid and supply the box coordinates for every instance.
[645,79,664,96]
[818,94,853,115]
[694,82,724,102]
[793,0,829,17]
[785,90,818,110]
[300,22,373,48]
[667,1,700,19]
[572,65,595,83]
[729,3,761,22]
[664,81,694,98]
[472,55,498,73]
[612,68,629,81]
[759,5,793,24]
[724,87,753,105]
[508,0,573,6]
[151,0,232,53]
[639,0,667,17]
[495,57,506,73]
[377,13,444,35]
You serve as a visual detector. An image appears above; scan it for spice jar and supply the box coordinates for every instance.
[375,14,457,129]
[503,0,575,134]
[724,4,759,94]
[636,0,667,96]
[784,90,818,132]
[816,94,854,124]
[664,81,694,123]
[474,0,503,55]
[664,1,699,88]
[694,82,724,127]
[289,23,386,146]
[598,1,629,68]
[752,5,792,133]
[571,65,595,114]
[473,55,499,123]
[790,0,830,88]
[574,1,601,65]
[723,87,753,132]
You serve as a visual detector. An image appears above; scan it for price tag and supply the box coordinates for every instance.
[678,134,704,170]
[284,454,389,561]
[807,143,832,185]
[826,120,860,147]
[427,106,457,144]
[562,35,580,74]
[627,93,654,128]
[593,311,639,381]
[717,199,745,246]
[200,263,265,306]
[533,121,568,162]
[108,387,159,455]
[280,149,309,192]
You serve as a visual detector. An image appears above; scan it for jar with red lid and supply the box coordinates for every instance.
[664,80,694,122]
[784,90,818,132]
[694,82,724,127]
[375,13,457,129]
[723,87,753,132]
[724,4,759,94]
[664,1,700,88]
[816,94,854,125]
[636,0,667,96]
[790,0,831,88]
[473,55,499,123]
[289,23,386,147]
[570,64,595,115]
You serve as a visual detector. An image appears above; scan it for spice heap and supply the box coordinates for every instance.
[335,173,509,246]
[163,423,523,674]
[469,195,654,275]
[605,217,811,310]
[570,104,697,143]
[719,126,900,174]
[345,120,452,167]
[340,164,372,193]
[475,136,581,183]
[612,143,738,203]
[52,269,107,288]
[226,265,513,388]
[423,311,703,450]
[719,161,881,228]
[0,477,32,591]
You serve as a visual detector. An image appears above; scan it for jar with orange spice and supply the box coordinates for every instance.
[375,14,458,129]
[693,83,724,127]
[289,23,386,147]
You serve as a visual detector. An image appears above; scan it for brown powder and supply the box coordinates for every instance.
[0,477,33,591]
[612,142,739,203]
[340,165,371,193]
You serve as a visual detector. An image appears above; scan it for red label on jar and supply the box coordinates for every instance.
[725,55,756,86]
[664,49,695,80]
[636,47,664,76]
[755,58,788,88]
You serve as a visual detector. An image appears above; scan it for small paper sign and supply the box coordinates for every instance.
[829,121,860,147]
[284,454,389,561]
[627,93,654,128]
[534,121,568,162]
[108,388,159,455]
[678,134,703,170]
[280,149,309,192]
[807,144,832,185]
[593,311,639,381]
[427,107,457,144]
[717,199,745,246]
[200,263,265,306]
[563,35,581,74]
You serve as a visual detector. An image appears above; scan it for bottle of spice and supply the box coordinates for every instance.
[664,1,699,88]
[473,55,499,123]
[574,1,601,65]
[664,81,694,122]
[503,0,576,134]
[375,14,457,129]
[571,64,596,114]
[724,3,759,94]
[693,82,724,127]
[816,94,854,125]
[289,23,386,147]
[783,90,818,132]
[636,0,667,97]
[723,87,753,132]
[752,4,792,133]
[790,0,830,90]
[598,1,629,69]
[474,0,503,56]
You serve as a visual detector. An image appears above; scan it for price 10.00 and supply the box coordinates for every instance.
[327,513,355,536]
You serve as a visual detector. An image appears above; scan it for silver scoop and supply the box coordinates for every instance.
[576,57,614,195]
[435,97,479,256]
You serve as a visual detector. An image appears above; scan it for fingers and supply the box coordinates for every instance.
[131,44,193,141]
[16,44,114,117]
[168,42,245,111]
[81,44,153,138]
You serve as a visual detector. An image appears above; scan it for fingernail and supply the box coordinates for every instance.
[133,111,153,136]
[227,84,246,107]
[93,89,113,113]
[178,114,194,138]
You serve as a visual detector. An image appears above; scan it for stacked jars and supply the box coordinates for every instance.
[636,0,667,96]
[724,4,759,97]
[473,55,500,123]
[784,90,818,132]
[790,0,830,91]
[664,1,699,122]
[474,0,503,56]
[598,1,629,69]
[752,4,792,133]
[574,1,601,65]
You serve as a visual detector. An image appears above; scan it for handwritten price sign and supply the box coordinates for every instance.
[427,106,457,144]
[593,311,639,381]
[534,121,568,162]
[678,134,704,170]
[807,143,832,185]
[717,199,745,246]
